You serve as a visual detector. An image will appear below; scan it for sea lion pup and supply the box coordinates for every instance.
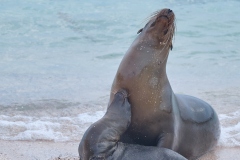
[79,89,187,160]
[110,8,220,159]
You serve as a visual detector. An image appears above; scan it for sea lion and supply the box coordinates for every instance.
[109,8,220,159]
[78,89,187,160]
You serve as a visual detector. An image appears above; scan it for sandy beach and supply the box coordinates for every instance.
[1,89,239,160]
[0,140,79,160]
[0,140,239,160]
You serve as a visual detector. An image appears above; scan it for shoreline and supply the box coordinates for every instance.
[0,140,239,160]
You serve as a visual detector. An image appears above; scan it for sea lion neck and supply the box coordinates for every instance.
[111,34,172,99]
[130,34,171,71]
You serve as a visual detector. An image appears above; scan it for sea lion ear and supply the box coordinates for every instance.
[170,44,173,50]
[137,28,143,34]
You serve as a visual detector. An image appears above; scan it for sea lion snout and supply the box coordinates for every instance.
[156,8,174,21]
[144,8,175,48]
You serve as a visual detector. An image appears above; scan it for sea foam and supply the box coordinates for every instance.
[219,111,240,147]
[1,110,240,147]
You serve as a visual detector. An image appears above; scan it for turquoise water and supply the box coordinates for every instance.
[0,0,240,144]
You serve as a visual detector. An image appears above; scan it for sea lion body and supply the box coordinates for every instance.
[79,8,220,160]
[79,90,187,160]
[110,9,220,159]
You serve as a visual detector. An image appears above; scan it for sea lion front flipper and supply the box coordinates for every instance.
[176,94,214,123]
[78,89,131,160]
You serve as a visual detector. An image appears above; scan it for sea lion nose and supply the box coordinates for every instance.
[168,9,172,13]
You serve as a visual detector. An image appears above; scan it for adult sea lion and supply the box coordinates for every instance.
[109,8,220,159]
[79,89,187,160]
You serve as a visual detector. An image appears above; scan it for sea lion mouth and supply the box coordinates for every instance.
[158,15,169,21]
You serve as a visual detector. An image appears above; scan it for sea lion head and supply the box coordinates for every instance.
[137,8,175,50]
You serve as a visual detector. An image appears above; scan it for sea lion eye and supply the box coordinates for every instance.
[137,28,143,34]
[150,21,156,27]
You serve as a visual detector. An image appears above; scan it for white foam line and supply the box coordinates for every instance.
[218,111,240,147]
[1,109,240,147]
[77,111,105,123]
[0,110,106,142]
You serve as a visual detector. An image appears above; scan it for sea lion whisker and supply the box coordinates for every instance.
[158,28,173,59]
[157,17,176,60]
[163,22,174,37]
[158,39,170,56]
[166,25,174,40]
[159,43,171,63]
[169,26,174,37]
[159,25,174,45]
[145,10,161,21]
[172,21,177,43]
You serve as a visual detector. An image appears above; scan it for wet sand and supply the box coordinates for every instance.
[0,140,239,160]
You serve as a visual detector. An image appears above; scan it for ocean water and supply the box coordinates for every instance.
[0,0,240,147]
